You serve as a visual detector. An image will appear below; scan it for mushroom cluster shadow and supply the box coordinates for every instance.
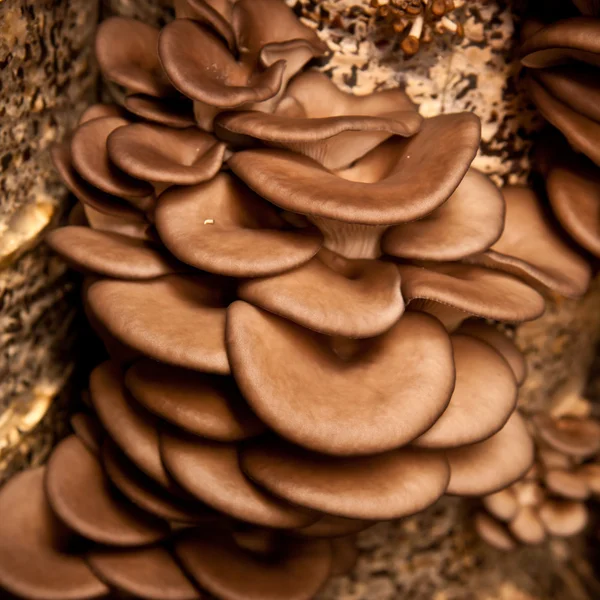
[0,1,593,599]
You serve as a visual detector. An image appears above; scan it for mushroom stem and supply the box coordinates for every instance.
[308,216,386,259]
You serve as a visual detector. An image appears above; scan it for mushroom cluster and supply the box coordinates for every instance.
[476,412,600,551]
[521,0,600,258]
[0,1,592,599]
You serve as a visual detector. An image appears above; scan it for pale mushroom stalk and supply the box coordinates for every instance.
[308,216,387,259]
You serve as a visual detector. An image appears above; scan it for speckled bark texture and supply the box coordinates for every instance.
[1,0,599,598]
[0,0,98,478]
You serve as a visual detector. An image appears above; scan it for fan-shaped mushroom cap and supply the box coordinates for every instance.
[533,414,600,458]
[126,359,265,441]
[102,440,214,524]
[87,546,200,600]
[414,334,517,449]
[228,113,481,225]
[45,436,168,546]
[237,249,403,338]
[87,275,230,374]
[81,204,151,241]
[174,0,236,50]
[96,17,172,96]
[446,412,535,496]
[125,94,196,128]
[330,536,359,576]
[397,263,546,323]
[547,150,600,257]
[216,71,420,171]
[51,143,142,220]
[526,76,600,166]
[508,506,546,545]
[232,0,327,66]
[578,464,600,495]
[158,20,285,109]
[474,512,516,551]
[107,123,226,185]
[0,467,109,600]
[71,117,154,199]
[545,469,590,500]
[482,488,519,522]
[293,515,373,538]
[46,227,178,280]
[175,533,332,600]
[465,186,591,298]
[155,173,322,278]
[79,103,127,125]
[456,322,526,385]
[227,302,454,456]
[538,500,588,537]
[538,448,573,471]
[240,437,450,520]
[160,432,317,528]
[383,170,505,261]
[535,65,600,123]
[70,413,103,456]
[520,17,600,68]
[90,361,172,488]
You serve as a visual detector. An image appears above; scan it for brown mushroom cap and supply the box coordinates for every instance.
[107,123,226,185]
[508,506,546,545]
[545,469,590,500]
[124,94,196,128]
[46,226,178,280]
[155,173,322,278]
[125,359,265,441]
[215,71,421,171]
[79,103,127,125]
[228,113,481,225]
[482,488,519,522]
[397,263,546,323]
[158,19,285,109]
[174,0,236,50]
[535,65,600,124]
[0,467,108,600]
[577,464,600,495]
[51,143,142,220]
[382,169,505,261]
[70,413,104,456]
[96,17,173,97]
[526,75,600,166]
[520,17,600,68]
[227,302,454,456]
[86,275,230,374]
[474,512,516,551]
[538,500,588,537]
[87,546,200,600]
[547,150,600,257]
[160,432,317,528]
[330,536,359,577]
[80,203,152,240]
[413,334,517,449]
[445,412,535,496]
[293,515,373,538]
[71,117,154,199]
[456,322,526,385]
[175,533,332,600]
[237,249,404,338]
[464,186,591,298]
[533,413,600,458]
[538,448,573,471]
[45,436,168,546]
[90,361,173,488]
[240,437,450,520]
[101,440,215,524]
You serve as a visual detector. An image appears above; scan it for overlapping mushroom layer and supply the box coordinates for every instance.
[521,1,600,257]
[476,412,600,550]
[0,1,591,599]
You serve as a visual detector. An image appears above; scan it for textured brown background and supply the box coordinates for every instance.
[0,1,599,598]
